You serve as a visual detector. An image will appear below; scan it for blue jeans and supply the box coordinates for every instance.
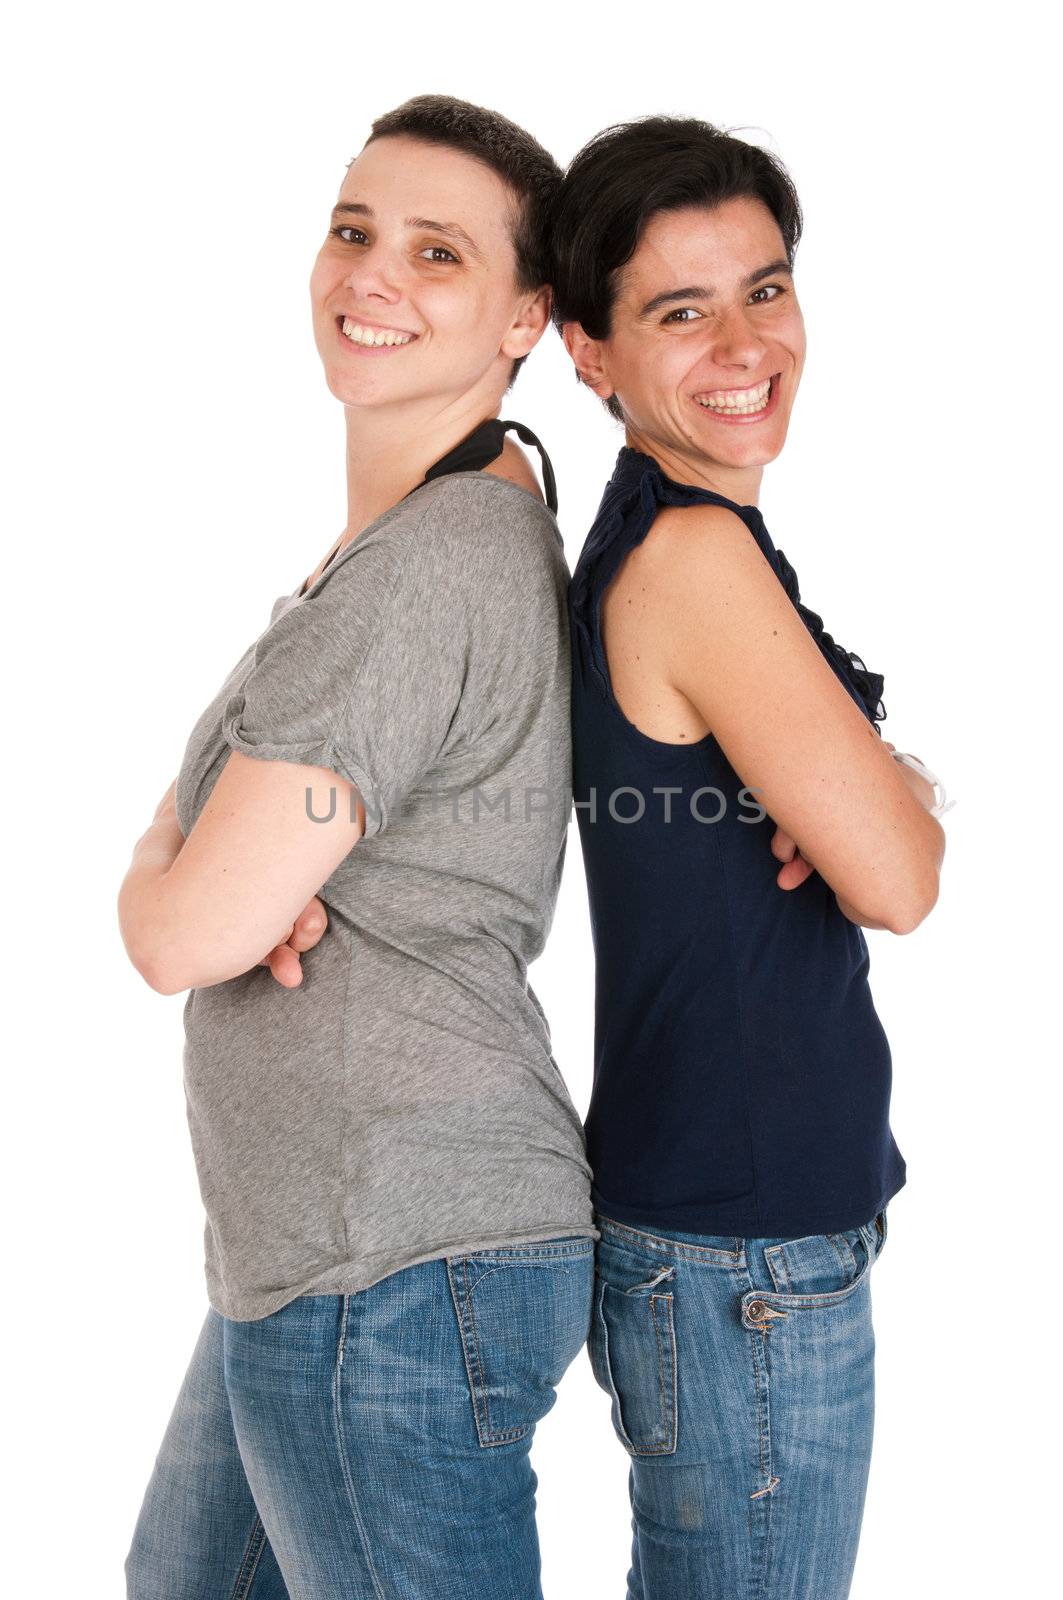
[588,1208,888,1599]
[125,1237,594,1599]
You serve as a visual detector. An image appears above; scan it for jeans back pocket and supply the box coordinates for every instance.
[587,1240,678,1457]
[446,1239,594,1448]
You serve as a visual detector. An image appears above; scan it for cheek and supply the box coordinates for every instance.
[784,313,807,370]
[611,335,683,410]
[432,284,513,356]
[784,342,806,399]
[648,338,705,412]
[309,256,339,310]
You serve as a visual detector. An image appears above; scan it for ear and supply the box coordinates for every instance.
[500,284,552,361]
[561,321,615,400]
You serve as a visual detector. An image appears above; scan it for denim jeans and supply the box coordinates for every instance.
[588,1207,888,1599]
[125,1236,595,1599]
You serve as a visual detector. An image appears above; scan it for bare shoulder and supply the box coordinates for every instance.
[481,436,545,501]
[612,499,784,657]
[642,500,774,587]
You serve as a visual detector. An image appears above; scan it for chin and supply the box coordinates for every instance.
[711,423,790,469]
[322,369,392,406]
[733,440,786,469]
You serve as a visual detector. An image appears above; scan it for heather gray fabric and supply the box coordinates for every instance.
[174,471,596,1321]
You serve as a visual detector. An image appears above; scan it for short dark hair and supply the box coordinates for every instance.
[362,94,561,387]
[550,116,803,420]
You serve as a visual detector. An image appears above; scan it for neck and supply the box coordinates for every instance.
[625,427,764,507]
[342,377,506,538]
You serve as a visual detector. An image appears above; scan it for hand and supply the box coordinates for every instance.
[771,824,815,891]
[258,896,329,987]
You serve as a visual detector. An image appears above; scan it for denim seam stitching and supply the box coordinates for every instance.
[827,1232,859,1279]
[446,1257,486,1446]
[460,1259,578,1297]
[461,1259,498,1441]
[747,1277,778,1597]
[458,1239,594,1261]
[597,1215,744,1265]
[649,1293,678,1453]
[446,1256,528,1447]
[331,1295,388,1598]
[749,1234,875,1311]
[596,1281,636,1454]
[600,1282,677,1458]
[764,1243,793,1294]
[229,1513,267,1600]
[750,1312,771,1487]
[451,1257,490,1444]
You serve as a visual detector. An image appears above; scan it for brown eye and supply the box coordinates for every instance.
[661,307,702,325]
[330,225,368,245]
[419,245,460,264]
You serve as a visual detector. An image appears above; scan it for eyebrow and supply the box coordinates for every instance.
[330,202,484,261]
[638,259,793,317]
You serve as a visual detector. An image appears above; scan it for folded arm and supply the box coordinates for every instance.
[651,502,945,934]
[118,757,365,994]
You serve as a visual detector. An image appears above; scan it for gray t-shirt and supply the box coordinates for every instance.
[174,471,596,1321]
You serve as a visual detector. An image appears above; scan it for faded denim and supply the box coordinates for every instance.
[588,1208,888,1598]
[125,1237,594,1599]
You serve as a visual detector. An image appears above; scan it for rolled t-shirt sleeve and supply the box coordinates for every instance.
[221,521,468,839]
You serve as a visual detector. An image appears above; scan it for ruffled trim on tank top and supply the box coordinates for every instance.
[771,545,886,726]
[571,448,886,729]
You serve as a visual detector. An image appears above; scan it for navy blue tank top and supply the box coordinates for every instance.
[569,446,907,1238]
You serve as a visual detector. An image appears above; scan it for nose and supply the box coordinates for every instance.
[341,242,403,305]
[707,303,767,371]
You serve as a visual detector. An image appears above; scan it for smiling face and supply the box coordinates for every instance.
[568,195,806,498]
[309,134,547,413]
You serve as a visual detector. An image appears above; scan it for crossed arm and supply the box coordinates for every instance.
[117,753,364,994]
[771,740,938,928]
[121,500,943,998]
[646,501,946,934]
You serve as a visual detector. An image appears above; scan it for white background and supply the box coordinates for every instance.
[4,3,1057,1593]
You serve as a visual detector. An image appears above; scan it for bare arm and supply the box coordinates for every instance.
[777,740,941,928]
[832,744,940,926]
[118,756,364,994]
[648,502,945,934]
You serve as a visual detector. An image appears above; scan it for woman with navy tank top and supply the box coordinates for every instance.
[551,118,948,1597]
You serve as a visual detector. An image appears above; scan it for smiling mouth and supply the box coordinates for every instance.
[693,374,776,416]
[338,316,418,348]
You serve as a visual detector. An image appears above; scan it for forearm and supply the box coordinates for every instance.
[891,754,936,810]
[117,805,186,991]
[835,743,944,931]
[834,892,891,930]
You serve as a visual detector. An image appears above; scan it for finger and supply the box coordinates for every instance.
[257,924,295,969]
[266,942,304,988]
[777,853,815,891]
[770,827,797,863]
[288,900,328,954]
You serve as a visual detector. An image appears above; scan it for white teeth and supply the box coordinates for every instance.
[341,318,415,348]
[695,377,773,414]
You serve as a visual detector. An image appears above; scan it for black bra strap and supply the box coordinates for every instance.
[418,416,558,514]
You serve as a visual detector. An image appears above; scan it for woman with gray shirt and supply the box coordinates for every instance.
[118,95,595,1599]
